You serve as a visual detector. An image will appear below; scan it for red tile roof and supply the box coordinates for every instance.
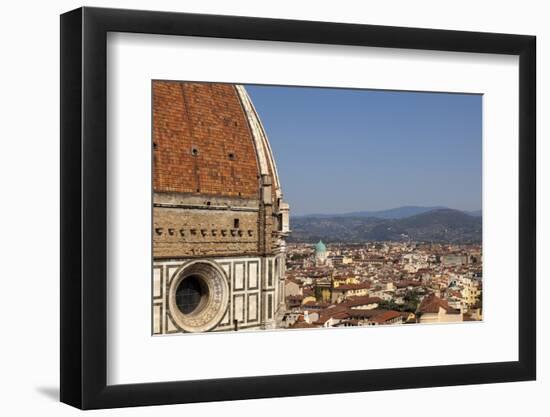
[417,294,460,314]
[370,310,403,324]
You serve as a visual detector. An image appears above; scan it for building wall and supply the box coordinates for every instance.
[285,281,301,297]
[153,194,261,258]
[418,309,463,324]
[153,255,285,334]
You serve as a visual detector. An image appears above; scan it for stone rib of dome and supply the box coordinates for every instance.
[235,85,282,199]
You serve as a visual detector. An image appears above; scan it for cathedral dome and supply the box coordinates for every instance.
[153,81,281,199]
[151,81,290,334]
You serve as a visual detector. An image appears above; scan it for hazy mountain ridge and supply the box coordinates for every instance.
[296,205,481,219]
[289,208,482,243]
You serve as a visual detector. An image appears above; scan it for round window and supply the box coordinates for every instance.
[175,275,208,314]
[168,261,229,332]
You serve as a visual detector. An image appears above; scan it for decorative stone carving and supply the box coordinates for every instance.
[168,260,229,333]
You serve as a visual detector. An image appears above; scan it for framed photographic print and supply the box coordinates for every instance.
[60,6,536,409]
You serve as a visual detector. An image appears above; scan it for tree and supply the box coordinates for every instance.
[377,299,401,311]
[402,290,421,312]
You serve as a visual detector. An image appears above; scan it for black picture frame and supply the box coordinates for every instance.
[60,6,536,410]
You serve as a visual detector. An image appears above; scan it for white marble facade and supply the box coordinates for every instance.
[153,255,285,334]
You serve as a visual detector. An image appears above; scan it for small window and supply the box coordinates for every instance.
[228,153,236,160]
[191,147,199,156]
[234,218,240,229]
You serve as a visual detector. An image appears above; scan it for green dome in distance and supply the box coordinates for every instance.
[314,240,327,253]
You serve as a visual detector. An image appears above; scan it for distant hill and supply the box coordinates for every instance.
[343,205,447,219]
[289,208,482,243]
[466,209,482,217]
[296,205,480,220]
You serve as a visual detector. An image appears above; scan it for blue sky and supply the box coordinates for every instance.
[245,85,482,216]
